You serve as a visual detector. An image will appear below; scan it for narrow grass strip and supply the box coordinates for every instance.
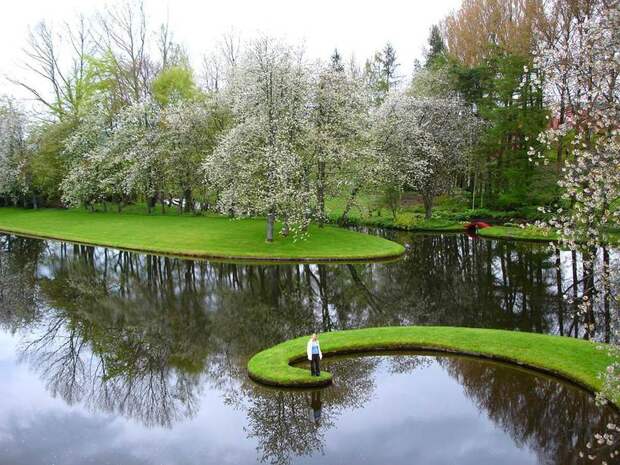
[478,225,620,245]
[248,326,616,403]
[0,208,404,262]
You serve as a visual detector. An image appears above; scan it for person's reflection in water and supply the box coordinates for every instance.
[309,390,322,425]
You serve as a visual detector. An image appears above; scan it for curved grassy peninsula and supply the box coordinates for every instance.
[0,208,404,262]
[248,326,616,402]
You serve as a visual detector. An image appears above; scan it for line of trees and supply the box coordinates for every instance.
[0,2,483,240]
[0,0,617,245]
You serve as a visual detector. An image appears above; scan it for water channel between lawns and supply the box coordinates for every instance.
[0,231,617,464]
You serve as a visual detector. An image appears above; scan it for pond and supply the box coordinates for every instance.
[0,232,617,464]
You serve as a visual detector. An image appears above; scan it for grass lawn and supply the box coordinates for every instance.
[479,225,620,244]
[325,194,466,232]
[478,225,559,242]
[0,208,405,261]
[248,326,617,405]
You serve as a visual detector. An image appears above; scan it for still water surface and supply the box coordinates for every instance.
[0,232,617,464]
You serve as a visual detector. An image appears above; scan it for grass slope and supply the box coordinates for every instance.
[0,208,404,261]
[248,326,616,404]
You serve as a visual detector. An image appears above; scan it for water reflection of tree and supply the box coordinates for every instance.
[360,233,616,341]
[0,236,46,329]
[3,232,615,347]
[235,353,620,465]
[0,233,616,433]
[238,357,378,465]
[440,356,619,465]
[15,244,213,427]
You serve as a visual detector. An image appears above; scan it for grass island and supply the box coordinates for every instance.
[0,208,405,262]
[248,326,616,405]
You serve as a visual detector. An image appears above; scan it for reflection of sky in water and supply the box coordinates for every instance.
[301,359,536,465]
[0,339,257,464]
[0,331,592,465]
[0,234,618,464]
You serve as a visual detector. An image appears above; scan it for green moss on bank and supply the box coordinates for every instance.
[0,208,404,262]
[248,326,616,405]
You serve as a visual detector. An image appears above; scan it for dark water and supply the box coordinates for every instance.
[0,232,618,464]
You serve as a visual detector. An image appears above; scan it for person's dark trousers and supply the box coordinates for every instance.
[310,354,321,376]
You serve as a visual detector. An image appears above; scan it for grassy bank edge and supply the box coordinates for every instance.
[333,214,619,245]
[247,326,617,405]
[0,208,405,262]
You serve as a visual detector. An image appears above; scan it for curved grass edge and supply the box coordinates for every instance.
[0,225,405,264]
[247,326,617,405]
[0,208,405,263]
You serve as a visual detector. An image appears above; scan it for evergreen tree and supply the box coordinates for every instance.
[379,42,399,90]
[364,42,400,105]
[330,49,344,72]
[425,25,446,67]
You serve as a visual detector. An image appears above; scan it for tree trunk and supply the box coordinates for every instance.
[556,91,565,173]
[317,159,326,228]
[471,170,477,210]
[184,188,193,213]
[266,210,275,242]
[602,246,611,343]
[423,195,433,220]
[554,248,565,336]
[339,185,360,225]
[582,252,596,340]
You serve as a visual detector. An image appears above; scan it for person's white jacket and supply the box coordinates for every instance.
[307,339,322,361]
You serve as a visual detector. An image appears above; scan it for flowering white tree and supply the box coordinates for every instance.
[531,0,620,412]
[62,99,160,210]
[159,100,221,212]
[309,54,371,226]
[204,38,312,241]
[0,98,29,206]
[374,92,482,219]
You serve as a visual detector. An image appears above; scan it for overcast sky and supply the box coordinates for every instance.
[0,0,462,103]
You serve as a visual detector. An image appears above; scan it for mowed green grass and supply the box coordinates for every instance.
[248,326,617,405]
[478,225,559,242]
[479,225,620,244]
[0,208,405,261]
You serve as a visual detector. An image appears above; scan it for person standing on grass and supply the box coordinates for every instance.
[307,333,322,376]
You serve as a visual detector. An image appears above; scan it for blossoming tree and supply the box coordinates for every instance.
[374,92,482,219]
[532,0,619,410]
[204,38,312,241]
